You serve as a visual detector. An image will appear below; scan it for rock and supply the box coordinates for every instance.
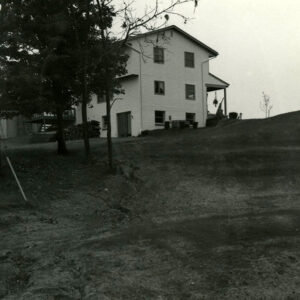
[85,293,110,300]
[0,250,12,261]
[22,287,81,300]
[0,281,7,299]
[0,262,18,278]
[84,286,110,300]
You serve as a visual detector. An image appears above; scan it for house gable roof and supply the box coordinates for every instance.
[128,25,219,57]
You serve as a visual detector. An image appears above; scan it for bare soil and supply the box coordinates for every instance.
[1,112,300,299]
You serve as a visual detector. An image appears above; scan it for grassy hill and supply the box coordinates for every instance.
[148,110,300,147]
[217,110,300,143]
[1,111,300,299]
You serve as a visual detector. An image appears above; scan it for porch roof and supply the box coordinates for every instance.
[118,73,139,80]
[206,73,229,92]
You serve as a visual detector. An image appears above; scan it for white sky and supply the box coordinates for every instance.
[115,0,300,119]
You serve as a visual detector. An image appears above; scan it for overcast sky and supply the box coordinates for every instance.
[117,0,300,119]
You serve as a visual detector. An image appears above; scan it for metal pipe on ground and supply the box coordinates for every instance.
[6,156,28,202]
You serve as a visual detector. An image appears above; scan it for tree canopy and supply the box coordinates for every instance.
[0,0,197,157]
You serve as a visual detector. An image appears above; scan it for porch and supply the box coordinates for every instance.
[206,73,230,117]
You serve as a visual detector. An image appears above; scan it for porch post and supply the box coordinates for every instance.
[223,88,227,116]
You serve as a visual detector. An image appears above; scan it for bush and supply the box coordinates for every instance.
[206,117,218,127]
[179,121,189,129]
[229,112,238,120]
[141,130,150,136]
[66,120,100,140]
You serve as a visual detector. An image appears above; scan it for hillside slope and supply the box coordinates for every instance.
[0,110,300,299]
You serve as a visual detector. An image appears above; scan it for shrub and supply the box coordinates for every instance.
[141,130,150,136]
[66,120,100,140]
[229,112,238,120]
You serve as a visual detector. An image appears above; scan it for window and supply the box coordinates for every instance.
[154,47,164,63]
[102,115,108,130]
[155,110,165,125]
[97,91,113,103]
[185,52,195,68]
[154,81,165,95]
[185,84,196,100]
[186,113,195,124]
[97,94,105,103]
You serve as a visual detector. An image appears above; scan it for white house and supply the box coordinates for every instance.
[76,25,229,137]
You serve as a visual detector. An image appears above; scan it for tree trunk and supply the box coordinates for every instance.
[56,104,67,155]
[106,89,113,170]
[80,9,90,157]
[81,75,90,156]
[0,142,2,171]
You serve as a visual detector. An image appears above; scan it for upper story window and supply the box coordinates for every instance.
[154,81,165,95]
[154,47,164,64]
[97,91,113,103]
[185,84,196,100]
[185,52,195,68]
[97,94,105,103]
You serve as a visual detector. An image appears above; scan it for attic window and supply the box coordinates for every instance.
[185,52,195,68]
[154,47,164,64]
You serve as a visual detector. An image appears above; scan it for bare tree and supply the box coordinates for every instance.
[94,0,197,169]
[260,92,273,118]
